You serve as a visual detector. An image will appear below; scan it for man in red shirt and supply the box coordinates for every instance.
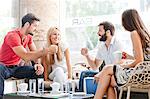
[0,13,57,98]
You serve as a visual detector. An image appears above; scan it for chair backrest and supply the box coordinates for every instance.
[124,61,150,89]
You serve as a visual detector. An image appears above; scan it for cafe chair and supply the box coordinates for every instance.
[119,61,150,99]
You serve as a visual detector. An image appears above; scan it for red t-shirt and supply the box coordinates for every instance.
[0,29,33,66]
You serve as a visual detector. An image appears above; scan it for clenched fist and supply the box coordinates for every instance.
[81,48,88,56]
[48,45,58,54]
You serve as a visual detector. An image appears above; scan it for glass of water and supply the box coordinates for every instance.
[29,79,36,94]
[38,78,44,94]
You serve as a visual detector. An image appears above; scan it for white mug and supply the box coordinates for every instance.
[113,51,122,63]
[17,83,28,92]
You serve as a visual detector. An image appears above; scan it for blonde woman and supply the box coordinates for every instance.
[42,27,72,87]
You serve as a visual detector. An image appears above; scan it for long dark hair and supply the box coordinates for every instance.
[122,9,150,49]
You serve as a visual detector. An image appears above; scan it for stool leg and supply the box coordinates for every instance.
[126,86,131,99]
[119,88,123,99]
[148,88,150,99]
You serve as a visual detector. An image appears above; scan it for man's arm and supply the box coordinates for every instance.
[28,43,41,63]
[28,42,37,51]
[81,48,102,70]
[13,46,45,62]
[12,45,57,62]
[85,55,102,70]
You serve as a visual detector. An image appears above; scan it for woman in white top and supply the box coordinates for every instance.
[42,27,72,86]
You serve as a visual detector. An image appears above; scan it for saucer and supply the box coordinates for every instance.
[17,91,30,94]
[73,92,86,96]
[44,93,69,98]
[50,91,62,94]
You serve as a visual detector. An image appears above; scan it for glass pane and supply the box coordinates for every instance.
[63,0,150,57]
[0,0,19,45]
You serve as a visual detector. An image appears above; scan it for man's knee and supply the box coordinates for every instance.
[81,71,91,76]
[0,65,6,73]
[81,71,98,78]
[0,65,10,79]
[80,71,87,77]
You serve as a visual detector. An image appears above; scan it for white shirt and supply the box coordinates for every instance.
[96,37,122,65]
[52,42,68,72]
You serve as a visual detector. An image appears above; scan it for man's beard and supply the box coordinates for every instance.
[99,34,107,42]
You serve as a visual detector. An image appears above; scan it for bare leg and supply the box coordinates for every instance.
[107,76,117,99]
[107,86,116,99]
[94,65,115,99]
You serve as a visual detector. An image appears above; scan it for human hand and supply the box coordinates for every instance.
[68,75,72,80]
[81,48,88,56]
[48,45,58,54]
[94,73,100,83]
[120,64,129,68]
[34,64,44,75]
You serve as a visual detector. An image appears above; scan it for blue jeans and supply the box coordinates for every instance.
[0,64,42,98]
[79,70,98,92]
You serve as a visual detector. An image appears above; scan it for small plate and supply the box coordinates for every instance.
[73,92,86,96]
[44,93,69,98]
[50,91,62,94]
[17,91,30,94]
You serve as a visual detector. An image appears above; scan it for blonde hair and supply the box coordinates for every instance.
[45,27,62,65]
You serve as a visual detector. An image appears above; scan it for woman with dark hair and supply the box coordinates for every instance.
[94,9,150,99]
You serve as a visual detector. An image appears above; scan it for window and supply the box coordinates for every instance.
[60,0,150,63]
[0,0,19,45]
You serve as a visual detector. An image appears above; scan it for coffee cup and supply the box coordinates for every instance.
[17,83,28,92]
[113,51,122,63]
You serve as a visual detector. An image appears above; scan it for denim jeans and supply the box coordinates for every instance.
[0,64,42,98]
[79,70,98,92]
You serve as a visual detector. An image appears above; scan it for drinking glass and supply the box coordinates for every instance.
[38,78,44,94]
[29,79,36,94]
